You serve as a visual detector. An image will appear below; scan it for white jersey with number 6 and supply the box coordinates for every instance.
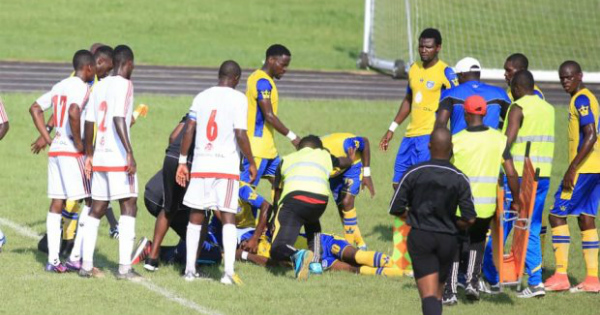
[36,77,90,156]
[188,86,248,178]
[85,75,134,171]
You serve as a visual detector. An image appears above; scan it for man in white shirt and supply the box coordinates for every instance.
[29,50,96,272]
[176,60,257,285]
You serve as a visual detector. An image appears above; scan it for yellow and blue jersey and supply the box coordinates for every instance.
[235,183,266,228]
[507,85,544,102]
[321,133,364,175]
[568,88,600,174]
[405,60,457,137]
[246,69,279,159]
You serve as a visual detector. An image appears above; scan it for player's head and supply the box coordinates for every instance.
[463,95,486,127]
[298,135,323,150]
[113,45,134,79]
[418,28,442,63]
[454,57,481,83]
[510,70,535,100]
[265,44,291,80]
[94,45,114,79]
[218,60,242,88]
[559,60,583,95]
[72,49,96,82]
[89,43,105,55]
[504,53,529,86]
[429,127,452,160]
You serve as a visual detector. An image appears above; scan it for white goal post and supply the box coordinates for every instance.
[358,0,600,83]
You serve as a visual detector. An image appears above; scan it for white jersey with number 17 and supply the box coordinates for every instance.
[189,86,248,178]
[85,75,134,171]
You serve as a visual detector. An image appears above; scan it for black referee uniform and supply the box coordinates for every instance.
[389,158,476,315]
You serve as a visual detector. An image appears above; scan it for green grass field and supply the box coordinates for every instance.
[0,92,599,315]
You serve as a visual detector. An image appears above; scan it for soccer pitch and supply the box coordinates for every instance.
[0,93,598,315]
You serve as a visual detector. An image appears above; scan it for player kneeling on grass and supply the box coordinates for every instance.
[29,50,96,273]
[176,60,257,285]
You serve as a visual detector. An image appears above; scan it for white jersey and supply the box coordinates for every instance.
[0,97,8,124]
[85,75,134,171]
[36,77,90,156]
[189,86,248,178]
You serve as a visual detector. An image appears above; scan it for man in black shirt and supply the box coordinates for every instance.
[389,128,476,315]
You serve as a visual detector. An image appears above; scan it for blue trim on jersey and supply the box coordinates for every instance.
[238,184,265,209]
[342,137,365,153]
[574,94,595,126]
[256,79,272,101]
[534,90,544,99]
[444,66,458,88]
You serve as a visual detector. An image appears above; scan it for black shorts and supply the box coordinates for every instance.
[163,156,188,214]
[407,228,457,281]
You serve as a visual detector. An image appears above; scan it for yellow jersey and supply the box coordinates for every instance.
[507,85,544,102]
[405,60,457,137]
[321,132,364,175]
[246,69,279,159]
[568,88,600,173]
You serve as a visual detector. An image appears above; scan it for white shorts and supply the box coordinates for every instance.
[91,171,138,201]
[183,178,239,213]
[48,155,91,200]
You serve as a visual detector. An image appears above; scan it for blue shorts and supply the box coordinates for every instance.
[330,162,362,204]
[393,135,431,183]
[238,184,265,213]
[550,173,600,217]
[241,156,281,187]
[320,234,351,270]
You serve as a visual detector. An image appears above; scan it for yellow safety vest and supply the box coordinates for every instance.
[280,147,333,201]
[452,128,506,218]
[503,94,555,177]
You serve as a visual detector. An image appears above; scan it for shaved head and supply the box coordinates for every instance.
[89,43,106,55]
[506,53,529,70]
[510,70,535,100]
[218,60,242,80]
[429,128,452,160]
[559,60,582,74]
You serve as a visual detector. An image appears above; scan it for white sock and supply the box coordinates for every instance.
[185,223,202,274]
[46,212,62,265]
[81,216,100,270]
[118,215,136,269]
[69,205,90,262]
[222,223,236,276]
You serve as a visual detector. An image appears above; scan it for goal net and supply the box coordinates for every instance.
[359,0,600,82]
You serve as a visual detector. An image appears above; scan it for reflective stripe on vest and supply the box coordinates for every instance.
[280,148,332,200]
[515,135,555,143]
[469,176,498,183]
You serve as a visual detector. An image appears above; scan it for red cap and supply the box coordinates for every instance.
[464,95,487,115]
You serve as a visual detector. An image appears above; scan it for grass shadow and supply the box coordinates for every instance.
[368,223,393,242]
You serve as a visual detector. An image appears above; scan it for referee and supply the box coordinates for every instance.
[389,128,476,315]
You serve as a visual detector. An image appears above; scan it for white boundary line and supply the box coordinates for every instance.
[0,217,223,315]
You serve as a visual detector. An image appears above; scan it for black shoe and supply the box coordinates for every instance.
[465,284,480,301]
[60,239,74,258]
[144,257,159,272]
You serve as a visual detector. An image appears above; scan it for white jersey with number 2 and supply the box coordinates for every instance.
[188,86,248,178]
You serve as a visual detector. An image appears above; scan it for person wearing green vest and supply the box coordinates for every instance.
[270,135,352,280]
[442,95,510,304]
[481,70,555,298]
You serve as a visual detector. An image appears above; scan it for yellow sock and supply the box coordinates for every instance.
[355,250,391,267]
[582,229,599,277]
[62,200,81,241]
[551,225,570,274]
[342,208,365,247]
[359,266,404,277]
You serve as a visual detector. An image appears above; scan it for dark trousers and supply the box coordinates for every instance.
[270,193,328,261]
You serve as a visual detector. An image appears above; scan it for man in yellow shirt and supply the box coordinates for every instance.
[545,61,600,293]
[379,28,457,188]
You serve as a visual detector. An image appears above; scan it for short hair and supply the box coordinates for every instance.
[72,49,95,70]
[266,44,291,59]
[298,135,322,149]
[559,60,582,74]
[419,28,442,45]
[506,53,529,70]
[113,45,134,68]
[512,70,535,91]
[218,60,242,79]
[94,45,113,61]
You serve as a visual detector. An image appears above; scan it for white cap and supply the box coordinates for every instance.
[454,57,481,73]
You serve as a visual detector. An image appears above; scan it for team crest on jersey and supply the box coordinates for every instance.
[261,90,271,99]
[426,81,435,89]
[578,105,590,116]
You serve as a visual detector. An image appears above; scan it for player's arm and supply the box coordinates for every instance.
[272,163,284,210]
[114,116,135,175]
[380,88,412,151]
[498,97,511,130]
[358,137,375,197]
[235,129,257,183]
[563,124,597,190]
[257,98,300,147]
[388,171,412,219]
[83,121,95,178]
[29,102,52,146]
[502,104,523,205]
[175,117,195,187]
[0,121,8,140]
[243,201,272,253]
[68,103,84,152]
[168,117,186,144]
[434,92,453,130]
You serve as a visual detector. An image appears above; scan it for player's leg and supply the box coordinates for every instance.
[219,210,240,284]
[338,166,367,249]
[60,200,80,257]
[270,200,310,279]
[392,137,415,190]
[116,195,138,277]
[64,155,92,268]
[442,242,461,305]
[80,199,110,276]
[45,156,69,272]
[184,208,206,278]
[545,181,572,290]
[464,217,492,300]
[240,157,267,188]
[408,228,446,315]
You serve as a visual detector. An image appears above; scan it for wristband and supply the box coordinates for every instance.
[241,251,249,261]
[286,131,297,141]
[363,167,371,177]
[45,125,53,133]
[389,122,399,132]
[178,155,188,164]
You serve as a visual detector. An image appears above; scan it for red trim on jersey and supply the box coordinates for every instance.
[48,151,84,157]
[0,102,8,123]
[93,166,128,172]
[190,172,240,180]
[292,195,327,204]
[80,87,91,112]
[124,81,133,116]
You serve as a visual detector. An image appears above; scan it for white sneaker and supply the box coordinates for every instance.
[183,270,211,282]
[220,273,243,286]
[517,284,546,298]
